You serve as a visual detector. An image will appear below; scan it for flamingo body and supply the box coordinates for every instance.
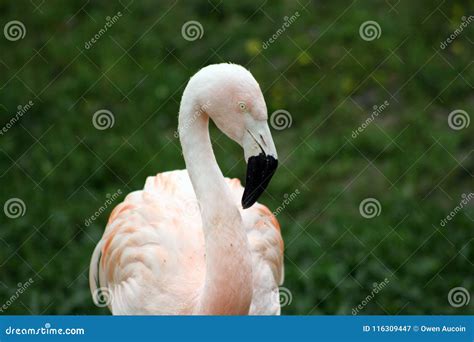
[90,170,283,315]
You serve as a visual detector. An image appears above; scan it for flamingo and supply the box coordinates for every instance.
[89,63,284,315]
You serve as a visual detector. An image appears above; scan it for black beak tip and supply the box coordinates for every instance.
[241,200,252,210]
[241,153,278,209]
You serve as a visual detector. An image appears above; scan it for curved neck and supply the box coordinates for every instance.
[179,100,253,315]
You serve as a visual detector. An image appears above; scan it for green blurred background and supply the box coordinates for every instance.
[0,0,473,315]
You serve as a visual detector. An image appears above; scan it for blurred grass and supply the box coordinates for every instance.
[0,0,473,315]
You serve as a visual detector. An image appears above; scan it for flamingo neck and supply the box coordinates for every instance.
[178,102,253,315]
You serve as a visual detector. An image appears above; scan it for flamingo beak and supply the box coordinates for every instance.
[242,153,278,209]
[241,121,278,209]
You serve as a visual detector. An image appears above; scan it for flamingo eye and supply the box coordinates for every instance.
[238,102,247,111]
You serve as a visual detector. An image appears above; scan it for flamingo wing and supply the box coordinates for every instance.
[89,170,206,314]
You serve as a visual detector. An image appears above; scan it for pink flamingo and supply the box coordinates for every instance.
[89,63,284,315]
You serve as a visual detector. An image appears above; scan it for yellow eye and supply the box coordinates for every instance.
[239,102,247,111]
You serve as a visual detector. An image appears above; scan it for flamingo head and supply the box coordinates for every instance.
[190,63,279,209]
